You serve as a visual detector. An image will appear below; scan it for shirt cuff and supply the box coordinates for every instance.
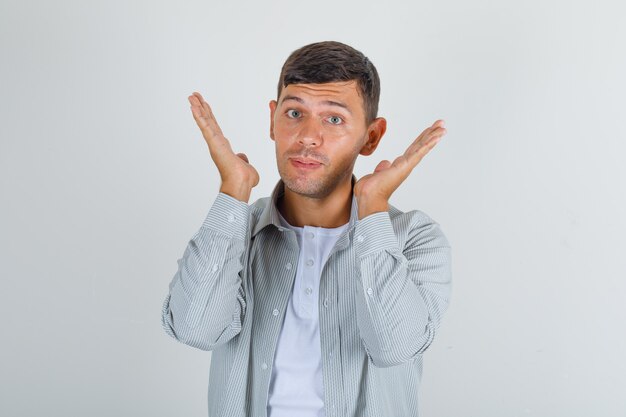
[201,192,250,241]
[353,211,399,257]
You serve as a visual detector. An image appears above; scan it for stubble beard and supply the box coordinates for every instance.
[278,156,357,200]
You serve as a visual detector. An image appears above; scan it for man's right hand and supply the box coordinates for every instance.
[188,92,259,203]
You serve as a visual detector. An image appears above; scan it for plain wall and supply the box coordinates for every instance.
[1,0,625,416]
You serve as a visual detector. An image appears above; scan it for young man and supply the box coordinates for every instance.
[162,40,451,417]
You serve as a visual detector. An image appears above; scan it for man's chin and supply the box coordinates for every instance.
[282,176,329,199]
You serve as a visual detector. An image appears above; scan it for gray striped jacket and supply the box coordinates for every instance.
[161,176,452,417]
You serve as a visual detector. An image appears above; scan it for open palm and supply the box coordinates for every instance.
[354,120,447,201]
[188,92,259,191]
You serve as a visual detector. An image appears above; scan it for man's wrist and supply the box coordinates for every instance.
[220,182,253,203]
[357,198,389,220]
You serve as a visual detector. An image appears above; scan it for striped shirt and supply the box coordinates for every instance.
[161,176,452,417]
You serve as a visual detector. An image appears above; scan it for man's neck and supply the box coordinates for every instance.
[277,177,353,228]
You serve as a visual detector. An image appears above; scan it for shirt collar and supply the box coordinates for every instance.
[251,174,360,239]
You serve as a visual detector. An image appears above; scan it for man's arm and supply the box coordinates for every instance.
[161,192,250,351]
[352,209,451,368]
[161,92,258,350]
[351,119,449,367]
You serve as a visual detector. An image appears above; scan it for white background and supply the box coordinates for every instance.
[1,0,624,416]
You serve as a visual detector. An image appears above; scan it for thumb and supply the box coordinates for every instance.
[374,160,391,173]
[236,152,249,163]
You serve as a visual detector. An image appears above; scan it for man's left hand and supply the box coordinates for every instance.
[354,119,447,219]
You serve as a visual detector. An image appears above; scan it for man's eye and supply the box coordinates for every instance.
[328,116,343,125]
[286,109,301,118]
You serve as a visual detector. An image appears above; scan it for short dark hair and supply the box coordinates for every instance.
[277,41,380,125]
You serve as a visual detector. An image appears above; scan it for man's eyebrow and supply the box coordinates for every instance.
[280,95,352,114]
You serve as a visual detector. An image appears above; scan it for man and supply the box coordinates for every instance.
[161,40,451,417]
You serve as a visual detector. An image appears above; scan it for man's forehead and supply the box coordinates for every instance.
[278,81,361,107]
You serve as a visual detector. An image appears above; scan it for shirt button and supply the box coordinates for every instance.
[227,214,235,223]
[305,287,313,295]
[272,309,279,316]
[285,262,292,270]
[261,362,268,370]
[212,263,219,272]
[367,287,373,296]
[356,234,365,242]
[306,259,314,266]
[277,226,284,232]
[307,232,315,239]
[323,299,329,307]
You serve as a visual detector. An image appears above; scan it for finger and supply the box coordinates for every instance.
[405,126,446,157]
[190,92,215,120]
[389,121,446,175]
[419,120,445,139]
[188,93,226,139]
[189,95,212,125]
[407,132,444,165]
[417,129,445,153]
[188,97,206,121]
[374,160,392,173]
[189,92,207,109]
[193,92,216,120]
[399,133,444,173]
[411,121,445,147]
[187,93,238,167]
[237,152,249,163]
[188,94,205,115]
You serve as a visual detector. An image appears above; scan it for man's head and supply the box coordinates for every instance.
[277,41,380,125]
[269,41,387,199]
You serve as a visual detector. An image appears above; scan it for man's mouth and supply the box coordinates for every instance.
[290,157,323,169]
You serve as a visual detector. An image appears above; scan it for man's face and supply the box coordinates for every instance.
[269,80,381,199]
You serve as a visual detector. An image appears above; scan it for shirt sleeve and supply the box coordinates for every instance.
[353,210,452,368]
[161,192,250,351]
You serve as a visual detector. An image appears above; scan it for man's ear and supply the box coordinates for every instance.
[360,117,387,156]
[269,100,277,141]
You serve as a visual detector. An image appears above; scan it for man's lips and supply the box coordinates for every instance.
[290,157,323,169]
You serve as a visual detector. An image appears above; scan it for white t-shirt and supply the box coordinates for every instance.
[267,211,349,417]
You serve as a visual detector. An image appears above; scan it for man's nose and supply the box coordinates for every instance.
[298,118,323,147]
